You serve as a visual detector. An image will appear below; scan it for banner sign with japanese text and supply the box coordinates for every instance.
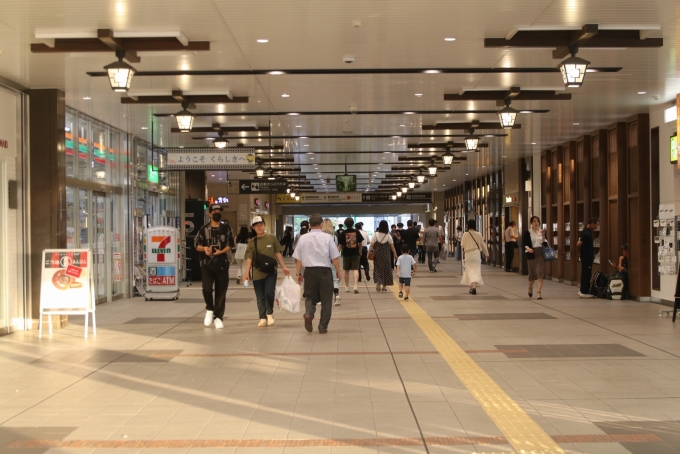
[166,148,256,170]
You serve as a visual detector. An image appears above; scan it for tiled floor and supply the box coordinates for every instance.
[1,257,679,454]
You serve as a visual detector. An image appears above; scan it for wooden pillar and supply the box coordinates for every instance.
[28,89,67,326]
[595,130,609,274]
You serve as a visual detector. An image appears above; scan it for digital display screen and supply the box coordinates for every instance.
[336,175,356,192]
[672,135,678,164]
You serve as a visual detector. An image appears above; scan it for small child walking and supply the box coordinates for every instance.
[396,244,417,300]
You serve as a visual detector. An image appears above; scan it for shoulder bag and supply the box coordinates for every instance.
[254,236,277,274]
[542,232,557,262]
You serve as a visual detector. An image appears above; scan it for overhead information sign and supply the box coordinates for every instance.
[239,180,287,194]
[362,193,432,203]
[276,193,363,204]
[166,148,255,170]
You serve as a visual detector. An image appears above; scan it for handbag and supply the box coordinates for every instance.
[542,242,557,262]
[254,236,277,274]
[234,242,247,260]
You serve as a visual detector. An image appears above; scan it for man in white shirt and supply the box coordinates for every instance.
[293,213,342,334]
[505,221,518,272]
[357,222,371,282]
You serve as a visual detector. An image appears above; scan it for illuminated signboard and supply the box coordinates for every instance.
[147,165,159,183]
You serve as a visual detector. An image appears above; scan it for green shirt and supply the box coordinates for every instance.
[245,233,282,280]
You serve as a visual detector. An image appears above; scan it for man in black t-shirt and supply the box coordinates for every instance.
[195,204,235,328]
[400,220,418,258]
[338,217,364,293]
[577,218,597,298]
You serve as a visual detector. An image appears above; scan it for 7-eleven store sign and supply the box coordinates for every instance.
[145,230,178,265]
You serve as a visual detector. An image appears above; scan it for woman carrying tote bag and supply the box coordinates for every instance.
[460,219,489,295]
[369,220,398,293]
[522,215,546,300]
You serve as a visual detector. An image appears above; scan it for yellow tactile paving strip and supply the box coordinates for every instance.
[390,287,565,454]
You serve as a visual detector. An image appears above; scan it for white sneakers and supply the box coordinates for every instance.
[258,319,267,327]
[267,314,275,326]
[205,311,224,328]
[334,294,341,306]
[578,291,594,298]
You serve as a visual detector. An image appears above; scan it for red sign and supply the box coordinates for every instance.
[65,265,83,278]
[0,139,8,148]
[148,276,176,286]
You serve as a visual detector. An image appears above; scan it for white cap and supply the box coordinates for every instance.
[251,216,264,226]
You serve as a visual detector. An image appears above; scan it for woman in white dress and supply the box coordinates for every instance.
[460,219,489,295]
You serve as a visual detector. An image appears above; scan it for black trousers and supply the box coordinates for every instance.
[304,267,334,330]
[358,246,370,281]
[426,245,439,271]
[581,259,593,294]
[201,265,229,320]
[505,242,516,271]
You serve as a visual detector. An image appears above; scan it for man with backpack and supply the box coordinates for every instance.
[337,217,364,293]
[195,204,235,329]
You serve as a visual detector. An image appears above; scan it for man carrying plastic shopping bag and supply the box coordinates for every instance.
[292,213,342,334]
[276,276,301,313]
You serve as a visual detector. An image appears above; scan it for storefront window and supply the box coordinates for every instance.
[65,112,75,178]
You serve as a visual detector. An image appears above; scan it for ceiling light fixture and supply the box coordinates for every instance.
[281,93,290,98]
[391,194,397,200]
[290,191,296,198]
[257,39,269,43]
[408,176,416,189]
[295,195,300,201]
[397,191,403,197]
[464,129,480,152]
[444,37,456,41]
[417,169,426,183]
[558,48,590,88]
[83,96,91,100]
[531,142,537,145]
[415,93,423,97]
[104,49,136,93]
[497,100,518,129]
[428,160,438,176]
[286,188,290,194]
[401,184,408,193]
[637,91,647,95]
[442,148,454,166]
[255,163,265,178]
[175,101,195,132]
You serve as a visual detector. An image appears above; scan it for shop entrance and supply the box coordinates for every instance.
[67,187,126,304]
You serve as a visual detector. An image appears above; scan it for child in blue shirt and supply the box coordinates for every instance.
[396,244,417,300]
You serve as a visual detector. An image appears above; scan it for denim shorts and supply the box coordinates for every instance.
[398,277,411,286]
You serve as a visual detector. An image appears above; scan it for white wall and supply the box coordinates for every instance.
[0,86,25,330]
[650,103,679,302]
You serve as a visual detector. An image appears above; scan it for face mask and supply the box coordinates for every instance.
[212,213,222,222]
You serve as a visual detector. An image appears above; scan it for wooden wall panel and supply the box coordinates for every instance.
[595,130,609,274]
[651,127,660,291]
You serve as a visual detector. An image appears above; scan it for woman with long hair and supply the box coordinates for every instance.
[522,216,546,299]
[234,226,250,284]
[322,219,341,305]
[460,219,489,295]
[368,220,398,293]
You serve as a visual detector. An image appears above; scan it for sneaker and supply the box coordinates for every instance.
[433,267,437,273]
[404,296,409,301]
[345,286,350,293]
[430,269,433,273]
[398,291,403,297]
[353,288,359,294]
[267,314,275,326]
[316,302,321,306]
[334,295,341,306]
[578,292,594,299]
[214,318,224,329]
[204,311,214,327]
[258,319,267,327]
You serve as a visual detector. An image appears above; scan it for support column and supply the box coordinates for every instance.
[28,89,66,327]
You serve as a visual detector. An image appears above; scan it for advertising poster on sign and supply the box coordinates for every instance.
[113,253,122,282]
[41,250,92,310]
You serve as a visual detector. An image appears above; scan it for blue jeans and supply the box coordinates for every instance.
[254,271,277,319]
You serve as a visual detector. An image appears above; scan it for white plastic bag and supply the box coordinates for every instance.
[275,276,301,313]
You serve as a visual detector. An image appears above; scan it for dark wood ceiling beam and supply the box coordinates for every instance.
[172,126,270,133]
[553,24,600,58]
[485,28,662,53]
[444,91,571,101]
[422,122,521,130]
[407,143,489,149]
[122,95,248,104]
[31,37,210,54]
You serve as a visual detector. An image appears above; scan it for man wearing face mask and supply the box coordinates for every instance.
[195,204,234,329]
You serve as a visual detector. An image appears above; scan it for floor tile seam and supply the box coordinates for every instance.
[5,432,664,449]
[389,286,566,454]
